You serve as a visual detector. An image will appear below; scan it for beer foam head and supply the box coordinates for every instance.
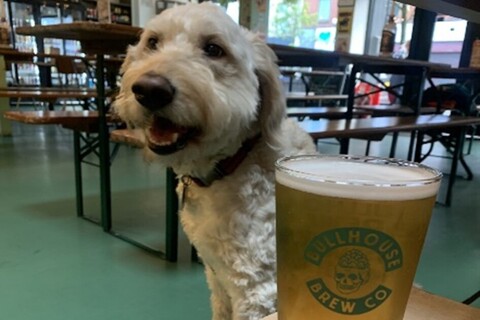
[276,155,442,200]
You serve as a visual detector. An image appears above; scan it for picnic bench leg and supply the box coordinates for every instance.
[414,131,424,163]
[389,132,399,158]
[0,56,12,136]
[459,154,473,181]
[365,140,371,156]
[415,128,467,207]
[96,54,112,232]
[73,131,84,217]
[444,128,467,207]
[407,131,417,161]
[0,96,11,136]
[301,74,310,94]
[339,138,350,154]
[439,132,474,181]
[165,168,179,262]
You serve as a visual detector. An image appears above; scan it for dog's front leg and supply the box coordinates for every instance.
[231,285,277,320]
[206,266,233,320]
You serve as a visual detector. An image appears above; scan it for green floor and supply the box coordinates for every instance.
[0,123,479,319]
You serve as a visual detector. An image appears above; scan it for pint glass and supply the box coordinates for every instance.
[275,155,442,320]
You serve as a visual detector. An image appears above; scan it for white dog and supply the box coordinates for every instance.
[114,3,316,319]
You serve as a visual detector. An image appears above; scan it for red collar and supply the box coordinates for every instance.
[187,134,262,187]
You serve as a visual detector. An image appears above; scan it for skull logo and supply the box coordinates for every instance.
[334,249,370,295]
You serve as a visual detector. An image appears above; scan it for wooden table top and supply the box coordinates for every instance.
[262,287,480,320]
[3,110,100,125]
[298,115,480,140]
[15,22,141,55]
[287,107,370,119]
[269,44,451,69]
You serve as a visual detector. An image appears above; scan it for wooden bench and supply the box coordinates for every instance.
[3,109,126,137]
[298,115,480,141]
[0,88,96,98]
[0,87,97,110]
[299,114,480,206]
[286,104,436,121]
[3,110,107,132]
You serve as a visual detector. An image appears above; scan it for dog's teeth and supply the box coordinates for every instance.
[146,116,189,151]
[149,132,179,146]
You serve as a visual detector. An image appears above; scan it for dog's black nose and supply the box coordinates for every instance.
[132,73,175,110]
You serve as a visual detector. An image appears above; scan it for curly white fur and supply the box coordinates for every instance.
[114,3,316,319]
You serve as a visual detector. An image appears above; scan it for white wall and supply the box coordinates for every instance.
[364,0,388,55]
[131,0,156,27]
[131,0,198,27]
[349,0,370,54]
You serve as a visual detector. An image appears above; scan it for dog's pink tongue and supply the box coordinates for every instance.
[149,117,185,145]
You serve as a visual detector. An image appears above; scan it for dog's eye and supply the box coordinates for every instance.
[203,43,225,58]
[147,36,158,50]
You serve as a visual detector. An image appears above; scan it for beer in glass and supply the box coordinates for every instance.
[275,155,442,320]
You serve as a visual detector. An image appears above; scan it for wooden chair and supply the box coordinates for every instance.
[53,55,87,87]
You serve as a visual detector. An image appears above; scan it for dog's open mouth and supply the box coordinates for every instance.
[147,116,196,155]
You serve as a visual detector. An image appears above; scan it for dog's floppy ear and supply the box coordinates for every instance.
[248,33,286,147]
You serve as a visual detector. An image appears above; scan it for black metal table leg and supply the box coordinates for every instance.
[165,168,179,262]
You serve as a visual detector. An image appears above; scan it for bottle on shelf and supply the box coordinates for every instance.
[380,14,396,57]
[469,39,480,68]
[0,17,11,48]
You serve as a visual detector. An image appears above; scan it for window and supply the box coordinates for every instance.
[318,0,331,22]
[430,15,467,67]
[268,0,337,50]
